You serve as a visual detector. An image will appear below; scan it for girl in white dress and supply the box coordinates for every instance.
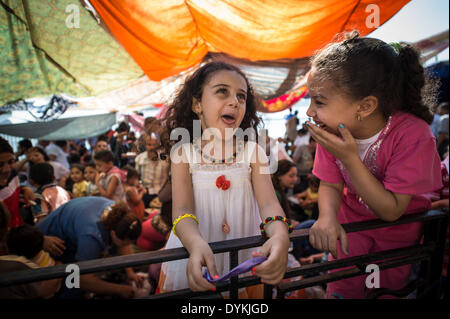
[157,62,290,297]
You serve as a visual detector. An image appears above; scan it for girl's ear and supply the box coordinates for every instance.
[357,96,378,119]
[192,98,202,115]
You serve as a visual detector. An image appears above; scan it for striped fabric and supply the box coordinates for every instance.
[31,250,55,268]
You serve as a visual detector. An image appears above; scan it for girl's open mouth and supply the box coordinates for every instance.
[308,118,327,129]
[221,113,236,126]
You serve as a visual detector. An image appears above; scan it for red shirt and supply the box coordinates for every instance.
[0,171,23,228]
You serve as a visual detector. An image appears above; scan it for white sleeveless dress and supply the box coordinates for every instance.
[159,141,261,292]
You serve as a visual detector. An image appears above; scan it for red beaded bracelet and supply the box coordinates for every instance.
[259,216,293,237]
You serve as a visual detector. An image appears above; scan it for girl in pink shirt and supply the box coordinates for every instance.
[304,32,442,299]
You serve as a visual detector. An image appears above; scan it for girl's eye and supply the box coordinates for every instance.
[314,99,324,106]
[237,93,246,101]
[217,88,227,94]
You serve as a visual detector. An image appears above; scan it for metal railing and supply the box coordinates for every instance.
[0,209,448,299]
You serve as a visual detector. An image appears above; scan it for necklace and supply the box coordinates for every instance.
[193,139,244,164]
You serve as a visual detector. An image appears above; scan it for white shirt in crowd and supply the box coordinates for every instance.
[294,132,310,148]
[45,143,70,169]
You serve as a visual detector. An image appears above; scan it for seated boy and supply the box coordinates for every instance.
[29,163,70,223]
[93,150,126,203]
[0,202,61,298]
[7,224,56,268]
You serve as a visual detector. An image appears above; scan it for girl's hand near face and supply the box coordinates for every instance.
[306,122,359,165]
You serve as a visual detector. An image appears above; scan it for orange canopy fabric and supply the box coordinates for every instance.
[89,0,409,81]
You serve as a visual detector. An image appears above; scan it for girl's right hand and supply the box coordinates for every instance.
[186,239,218,292]
[309,216,348,259]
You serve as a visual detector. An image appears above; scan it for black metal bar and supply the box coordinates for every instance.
[148,273,264,299]
[278,251,431,294]
[366,278,426,299]
[264,284,274,299]
[417,212,448,299]
[0,210,447,301]
[282,243,434,280]
[229,250,239,299]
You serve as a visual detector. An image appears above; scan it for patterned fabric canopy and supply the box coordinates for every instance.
[0,0,143,106]
[0,0,410,108]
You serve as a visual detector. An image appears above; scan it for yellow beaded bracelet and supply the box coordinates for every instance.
[172,213,199,237]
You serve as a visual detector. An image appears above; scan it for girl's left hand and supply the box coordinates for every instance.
[306,122,358,164]
[252,233,290,285]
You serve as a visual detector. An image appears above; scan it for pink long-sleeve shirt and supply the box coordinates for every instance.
[313,112,443,243]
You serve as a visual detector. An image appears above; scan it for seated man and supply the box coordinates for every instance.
[135,133,169,208]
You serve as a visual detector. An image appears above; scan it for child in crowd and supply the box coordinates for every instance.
[305,32,442,298]
[93,138,110,156]
[7,224,56,268]
[28,147,70,188]
[0,203,61,299]
[271,159,300,224]
[157,61,290,296]
[84,162,100,196]
[29,163,70,222]
[295,175,320,219]
[94,150,126,203]
[70,164,89,198]
[0,137,35,228]
[137,201,172,252]
[123,165,147,222]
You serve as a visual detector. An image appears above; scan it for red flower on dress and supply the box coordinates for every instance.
[221,180,230,190]
[216,175,230,190]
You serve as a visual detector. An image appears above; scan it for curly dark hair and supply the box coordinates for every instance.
[101,202,142,241]
[311,31,438,124]
[271,159,297,220]
[159,61,262,159]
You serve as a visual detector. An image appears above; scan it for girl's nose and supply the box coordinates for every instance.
[306,104,315,118]
[228,95,239,107]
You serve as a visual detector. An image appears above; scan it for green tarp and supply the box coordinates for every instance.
[0,0,143,106]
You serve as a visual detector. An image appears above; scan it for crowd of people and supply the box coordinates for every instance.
[0,117,173,298]
[0,31,449,300]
